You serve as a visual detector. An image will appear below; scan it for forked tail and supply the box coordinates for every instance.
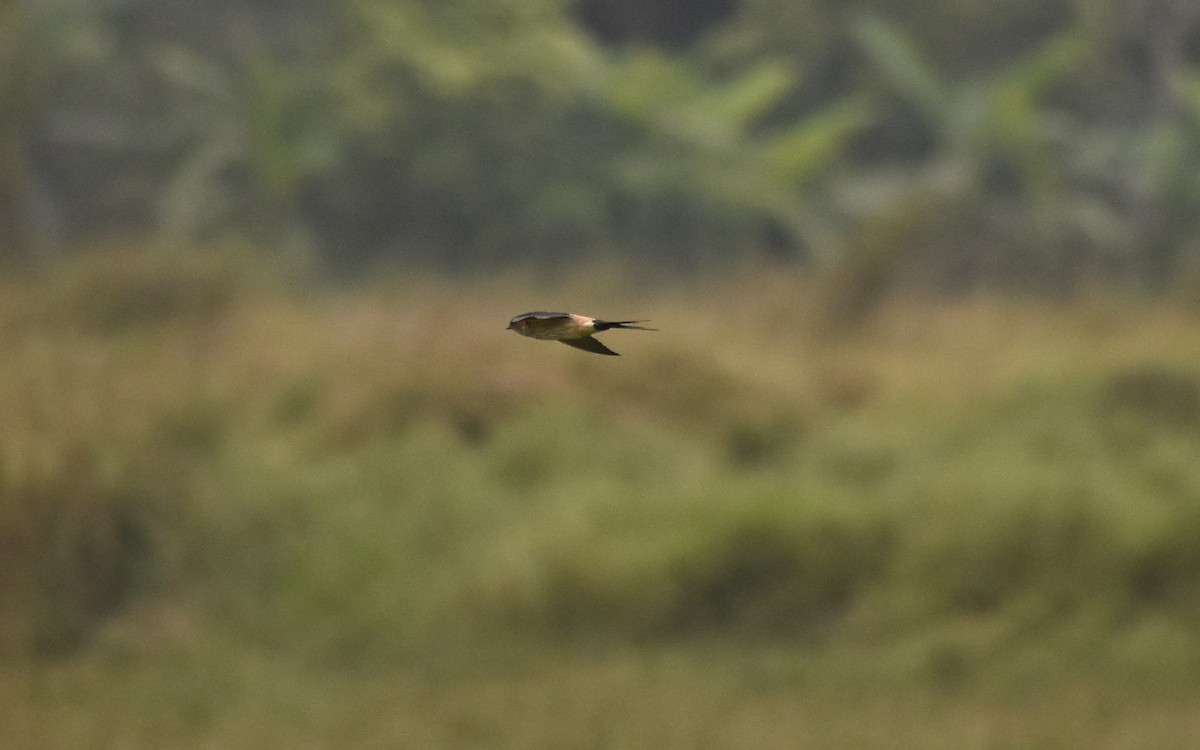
[594,319,656,332]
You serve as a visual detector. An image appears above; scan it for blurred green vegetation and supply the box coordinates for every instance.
[4,250,1200,747]
[4,0,1200,289]
[6,2,1200,744]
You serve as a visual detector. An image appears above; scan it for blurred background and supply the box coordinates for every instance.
[4,0,1200,747]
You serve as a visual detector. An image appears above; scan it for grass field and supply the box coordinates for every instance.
[3,249,1200,748]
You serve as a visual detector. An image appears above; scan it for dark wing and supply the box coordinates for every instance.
[511,311,572,323]
[560,336,619,356]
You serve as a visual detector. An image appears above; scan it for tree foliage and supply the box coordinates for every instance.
[4,0,1200,287]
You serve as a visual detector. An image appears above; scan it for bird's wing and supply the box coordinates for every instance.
[560,336,619,356]
[512,311,572,322]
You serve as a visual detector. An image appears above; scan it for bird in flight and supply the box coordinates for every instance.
[507,311,655,356]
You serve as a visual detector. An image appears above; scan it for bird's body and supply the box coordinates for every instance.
[507,311,655,355]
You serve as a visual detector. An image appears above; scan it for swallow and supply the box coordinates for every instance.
[507,312,655,356]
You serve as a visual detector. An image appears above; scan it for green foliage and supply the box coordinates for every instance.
[16,0,1200,282]
[762,97,870,187]
[854,13,950,123]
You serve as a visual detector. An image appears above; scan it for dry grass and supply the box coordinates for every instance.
[3,249,1200,747]
[6,634,1200,749]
